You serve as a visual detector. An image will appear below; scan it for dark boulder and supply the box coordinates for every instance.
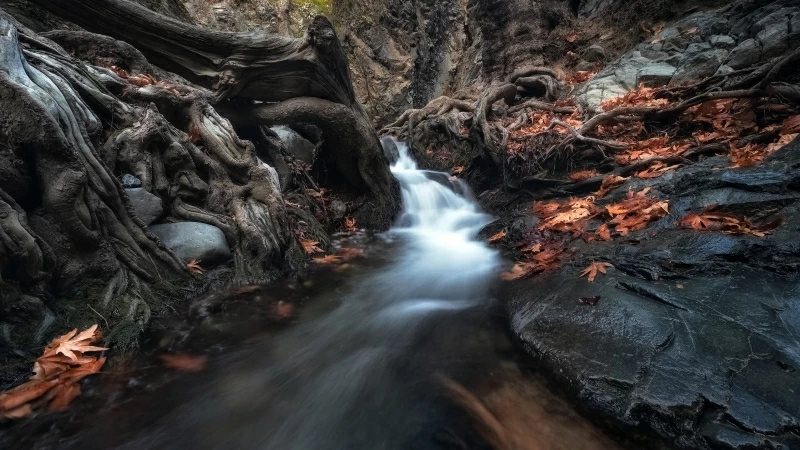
[125,188,162,226]
[149,222,232,264]
[271,126,315,165]
[505,138,800,449]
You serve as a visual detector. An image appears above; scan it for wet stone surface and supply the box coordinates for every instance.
[503,139,800,448]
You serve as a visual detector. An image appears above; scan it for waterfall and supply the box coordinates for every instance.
[386,140,500,300]
[103,140,503,450]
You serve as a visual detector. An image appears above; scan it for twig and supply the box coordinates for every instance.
[508,99,575,114]
[88,304,111,331]
[549,120,627,150]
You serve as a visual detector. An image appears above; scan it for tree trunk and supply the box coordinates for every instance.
[33,0,400,229]
[277,0,292,36]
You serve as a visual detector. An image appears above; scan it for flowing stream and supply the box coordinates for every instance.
[18,141,510,449]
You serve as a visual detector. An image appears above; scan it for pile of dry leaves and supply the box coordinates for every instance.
[0,325,106,420]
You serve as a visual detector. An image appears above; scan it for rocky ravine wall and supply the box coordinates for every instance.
[339,0,731,127]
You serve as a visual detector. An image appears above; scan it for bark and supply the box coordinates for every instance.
[34,0,400,229]
[0,9,310,353]
[220,97,400,229]
[277,0,292,36]
[32,0,357,106]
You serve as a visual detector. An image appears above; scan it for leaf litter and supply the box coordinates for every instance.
[0,324,107,420]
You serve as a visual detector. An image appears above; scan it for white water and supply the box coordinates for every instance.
[102,140,503,450]
[388,140,500,301]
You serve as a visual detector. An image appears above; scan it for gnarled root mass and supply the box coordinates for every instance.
[0,0,398,359]
[384,50,800,193]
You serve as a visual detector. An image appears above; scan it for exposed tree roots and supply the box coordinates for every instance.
[0,0,398,352]
[383,49,799,191]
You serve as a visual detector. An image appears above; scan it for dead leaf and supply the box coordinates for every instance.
[1,324,106,419]
[594,175,629,197]
[579,296,600,306]
[566,32,577,42]
[780,115,800,135]
[273,300,295,318]
[488,230,507,243]
[43,325,107,362]
[186,259,204,275]
[300,238,323,255]
[344,217,357,231]
[678,207,781,237]
[48,383,81,412]
[312,254,342,264]
[595,224,612,241]
[569,169,598,181]
[580,262,613,282]
[0,380,59,413]
[500,264,530,281]
[336,247,363,262]
[159,354,208,373]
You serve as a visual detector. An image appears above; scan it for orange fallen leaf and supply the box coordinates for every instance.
[500,264,532,281]
[595,224,612,241]
[781,115,800,135]
[678,207,782,237]
[42,325,107,363]
[158,354,208,373]
[1,324,106,419]
[0,380,60,413]
[336,247,363,262]
[300,238,323,255]
[312,254,342,264]
[569,169,598,182]
[594,175,629,197]
[186,259,204,275]
[48,382,82,412]
[580,262,613,282]
[488,230,507,243]
[274,300,296,318]
[344,217,357,231]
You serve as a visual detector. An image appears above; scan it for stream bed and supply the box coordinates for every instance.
[1,143,625,450]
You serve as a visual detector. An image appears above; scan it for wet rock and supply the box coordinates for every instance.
[505,137,800,449]
[727,38,761,69]
[582,44,606,63]
[754,11,792,58]
[637,48,670,61]
[121,173,142,188]
[709,34,736,49]
[125,188,163,225]
[671,48,728,84]
[149,222,231,264]
[636,62,676,87]
[380,136,400,164]
[672,10,729,39]
[660,28,689,53]
[578,75,628,112]
[574,59,597,72]
[715,64,734,76]
[271,126,315,165]
[329,200,347,220]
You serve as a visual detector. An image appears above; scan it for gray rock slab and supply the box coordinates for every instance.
[126,188,162,226]
[272,126,315,165]
[637,62,677,87]
[149,222,232,264]
[121,174,142,189]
